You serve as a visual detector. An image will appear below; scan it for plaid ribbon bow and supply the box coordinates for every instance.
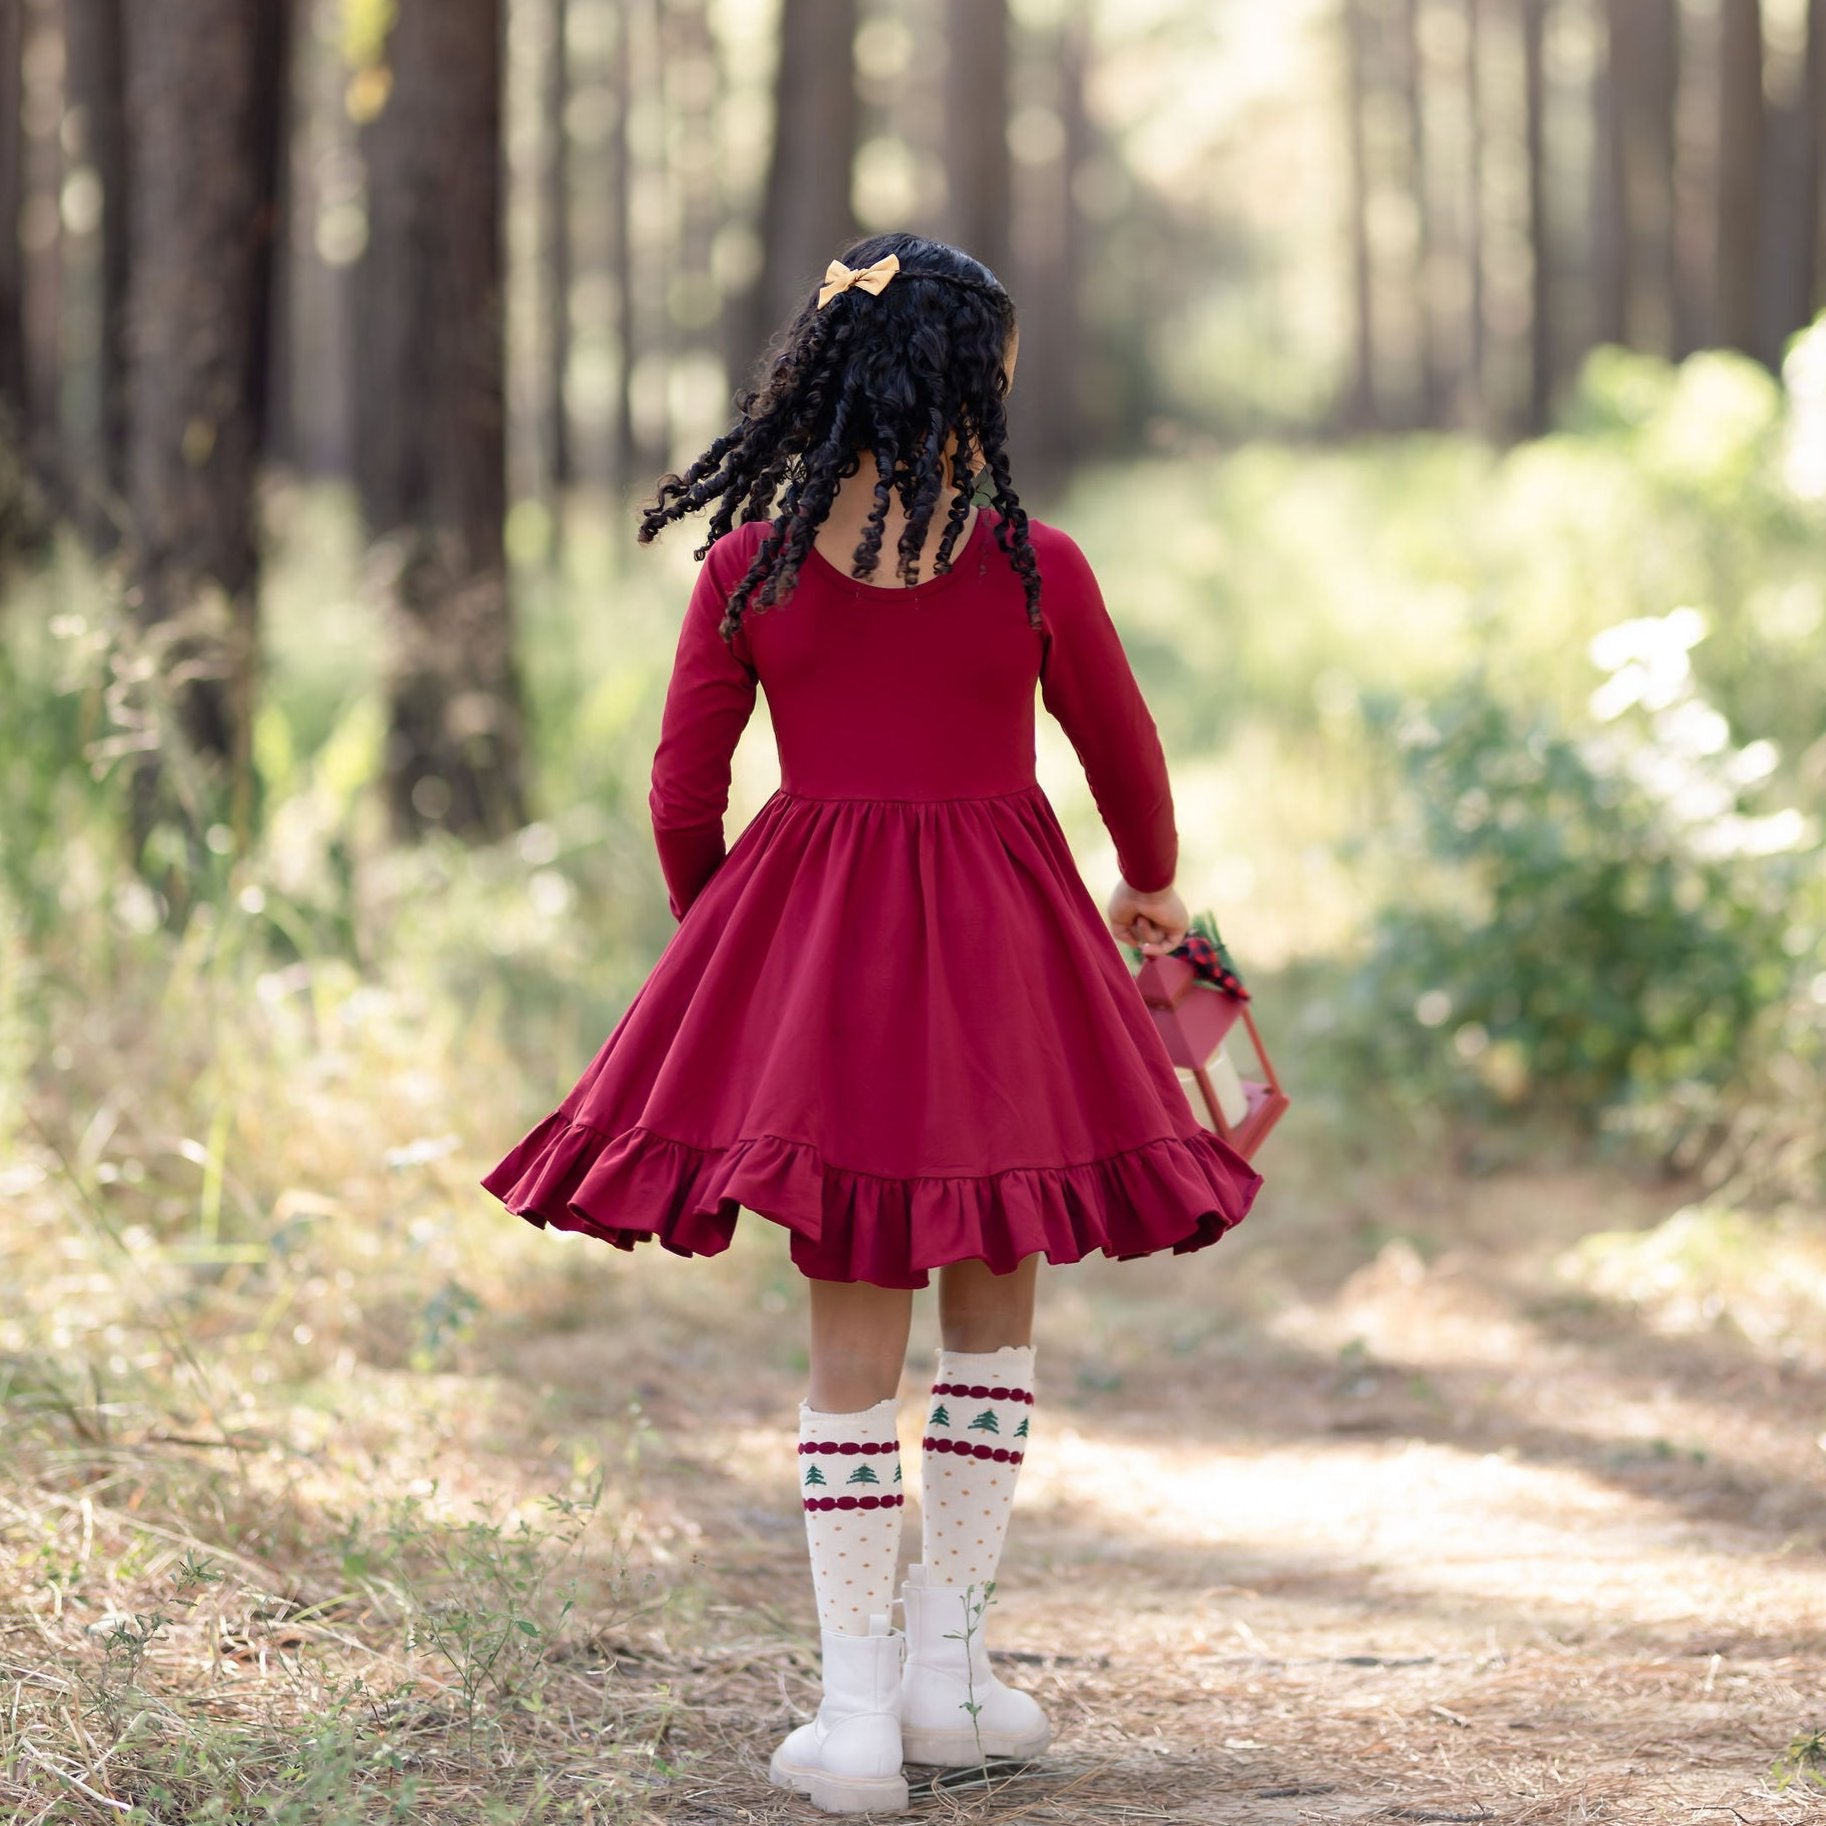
[1172,919,1249,1000]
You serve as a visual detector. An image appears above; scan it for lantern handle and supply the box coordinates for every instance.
[1239,1004,1283,1097]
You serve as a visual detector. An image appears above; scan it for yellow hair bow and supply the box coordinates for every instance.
[816,252,901,309]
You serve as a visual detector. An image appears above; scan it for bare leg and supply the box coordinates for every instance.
[936,1251,1039,1352]
[807,1276,916,1409]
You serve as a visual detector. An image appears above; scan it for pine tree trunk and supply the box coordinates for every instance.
[1713,0,1764,357]
[1643,0,1680,353]
[0,0,24,434]
[1401,0,1444,425]
[943,0,1013,282]
[1522,0,1553,432]
[1803,0,1826,329]
[1595,0,1679,353]
[61,0,127,546]
[246,3,287,458]
[274,0,354,479]
[740,0,858,375]
[121,0,288,872]
[1769,0,1825,349]
[19,0,60,493]
[1593,1,1626,346]
[542,0,571,498]
[1673,0,1712,353]
[0,0,41,566]
[1343,0,1379,431]
[357,0,525,842]
[607,0,636,491]
[666,0,721,459]
[1011,2,1089,497]
[266,0,327,476]
[1463,0,1487,427]
[632,0,669,477]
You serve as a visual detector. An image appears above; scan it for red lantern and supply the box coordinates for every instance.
[1131,948,1289,1161]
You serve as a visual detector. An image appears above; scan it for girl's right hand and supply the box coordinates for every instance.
[1106,879,1188,957]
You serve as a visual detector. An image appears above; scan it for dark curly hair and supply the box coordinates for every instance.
[636,231,1041,642]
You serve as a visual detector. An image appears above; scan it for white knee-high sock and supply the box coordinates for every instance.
[798,1394,905,1635]
[920,1344,1034,1590]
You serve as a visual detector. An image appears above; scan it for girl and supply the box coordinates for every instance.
[482,232,1263,1814]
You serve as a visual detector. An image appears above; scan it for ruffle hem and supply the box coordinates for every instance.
[480,1112,1263,1291]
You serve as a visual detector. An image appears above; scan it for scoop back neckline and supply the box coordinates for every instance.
[801,504,993,599]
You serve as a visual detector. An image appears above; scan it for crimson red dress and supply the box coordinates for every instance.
[481,508,1264,1288]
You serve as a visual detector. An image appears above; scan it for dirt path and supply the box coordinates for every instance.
[494,1163,1826,1823]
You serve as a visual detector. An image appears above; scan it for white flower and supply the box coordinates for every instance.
[1724,739,1779,787]
[1587,606,1706,675]
[1688,808,1814,859]
[1655,700,1730,758]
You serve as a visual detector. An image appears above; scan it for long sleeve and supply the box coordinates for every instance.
[648,540,761,921]
[1037,531,1179,894]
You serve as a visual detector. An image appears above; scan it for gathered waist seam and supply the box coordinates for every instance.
[774,783,1042,805]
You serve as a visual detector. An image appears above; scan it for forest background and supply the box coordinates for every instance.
[1,1,1824,1820]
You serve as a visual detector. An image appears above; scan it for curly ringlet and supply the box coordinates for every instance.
[637,231,1042,644]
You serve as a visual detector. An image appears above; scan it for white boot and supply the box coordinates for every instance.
[768,1612,910,1814]
[896,1562,1051,1766]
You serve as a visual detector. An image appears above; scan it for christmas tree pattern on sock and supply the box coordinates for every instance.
[922,1344,1035,1590]
[798,1394,905,1635]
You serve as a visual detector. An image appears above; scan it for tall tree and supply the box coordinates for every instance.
[1803,0,1826,332]
[1592,0,1621,345]
[19,0,60,485]
[1641,0,1681,351]
[1521,0,1553,431]
[1765,0,1825,356]
[541,0,571,501]
[1595,0,1679,353]
[1343,0,1379,430]
[601,0,668,486]
[740,0,858,368]
[62,0,127,545]
[0,0,23,434]
[619,0,669,481]
[272,0,354,479]
[1672,0,1715,353]
[121,0,288,868]
[1400,0,1445,424]
[1012,2,1091,497]
[357,0,525,842]
[606,0,637,488]
[1462,0,1487,427]
[942,0,1012,282]
[1713,0,1764,357]
[0,0,42,568]
[665,0,721,461]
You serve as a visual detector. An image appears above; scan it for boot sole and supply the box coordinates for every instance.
[900,1719,1052,1766]
[768,1748,910,1815]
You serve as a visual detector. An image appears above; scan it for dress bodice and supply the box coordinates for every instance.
[647,509,1178,922]
[749,510,1043,801]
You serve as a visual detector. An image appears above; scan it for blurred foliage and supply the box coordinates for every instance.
[1074,339,1826,798]
[1294,329,1826,1202]
[1329,626,1818,1144]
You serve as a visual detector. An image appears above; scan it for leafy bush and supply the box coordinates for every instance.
[1331,606,1822,1173]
